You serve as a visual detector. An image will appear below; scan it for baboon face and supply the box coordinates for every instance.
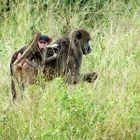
[72,29,92,55]
[44,44,61,60]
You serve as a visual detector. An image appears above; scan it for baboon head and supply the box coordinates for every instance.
[69,29,92,55]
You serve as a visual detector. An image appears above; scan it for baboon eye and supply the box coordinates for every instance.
[61,40,67,46]
[76,31,82,40]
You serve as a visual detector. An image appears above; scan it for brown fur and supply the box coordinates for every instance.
[10,33,58,99]
[43,29,98,84]
[10,29,98,99]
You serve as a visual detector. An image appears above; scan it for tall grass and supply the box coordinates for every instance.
[0,0,140,139]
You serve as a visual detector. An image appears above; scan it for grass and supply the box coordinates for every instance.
[0,0,140,139]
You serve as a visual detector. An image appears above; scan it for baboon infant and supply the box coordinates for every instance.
[43,29,98,84]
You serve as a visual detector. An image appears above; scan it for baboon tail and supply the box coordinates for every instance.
[10,58,17,100]
[11,77,16,100]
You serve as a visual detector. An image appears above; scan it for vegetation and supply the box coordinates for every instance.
[0,0,140,139]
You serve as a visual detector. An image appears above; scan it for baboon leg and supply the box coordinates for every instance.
[82,72,98,83]
[11,76,25,100]
[65,67,80,84]
[11,74,25,100]
[66,72,98,84]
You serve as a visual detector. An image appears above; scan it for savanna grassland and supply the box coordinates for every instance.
[0,0,140,139]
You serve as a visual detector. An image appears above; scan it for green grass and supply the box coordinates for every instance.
[0,0,140,139]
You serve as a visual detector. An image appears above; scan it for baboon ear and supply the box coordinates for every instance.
[76,31,82,40]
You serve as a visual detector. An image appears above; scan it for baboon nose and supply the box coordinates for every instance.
[87,47,92,53]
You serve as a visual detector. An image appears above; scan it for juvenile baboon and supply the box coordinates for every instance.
[43,29,98,84]
[10,33,58,99]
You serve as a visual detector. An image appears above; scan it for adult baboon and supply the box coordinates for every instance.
[10,32,58,99]
[43,29,98,84]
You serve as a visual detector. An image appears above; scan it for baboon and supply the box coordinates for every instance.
[10,32,59,99]
[10,29,97,99]
[43,29,98,84]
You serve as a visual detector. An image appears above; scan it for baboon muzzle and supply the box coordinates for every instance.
[83,43,92,55]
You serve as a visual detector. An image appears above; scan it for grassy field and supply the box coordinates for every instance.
[0,0,140,139]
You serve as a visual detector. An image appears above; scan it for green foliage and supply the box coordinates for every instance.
[0,0,140,139]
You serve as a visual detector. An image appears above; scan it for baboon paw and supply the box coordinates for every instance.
[86,72,98,83]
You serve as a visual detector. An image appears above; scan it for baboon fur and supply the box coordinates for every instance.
[10,33,58,99]
[43,29,98,84]
[10,29,98,100]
